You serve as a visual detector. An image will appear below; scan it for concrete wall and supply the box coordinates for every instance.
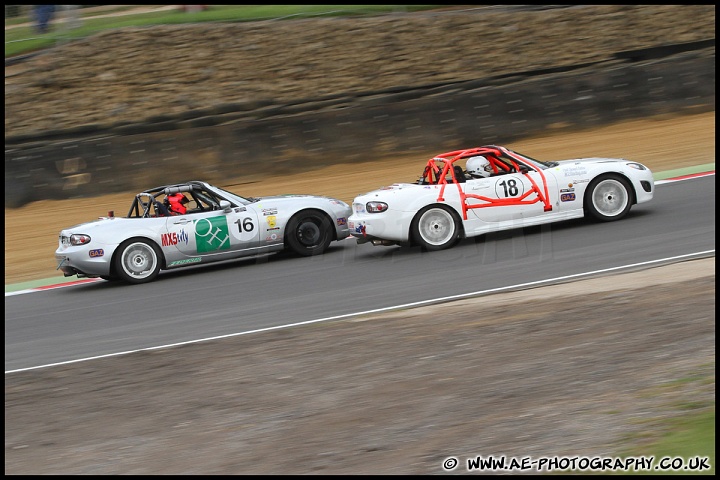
[4,46,715,208]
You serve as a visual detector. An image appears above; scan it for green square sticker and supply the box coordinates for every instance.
[194,216,231,253]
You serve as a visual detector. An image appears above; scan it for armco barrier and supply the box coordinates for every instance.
[4,47,715,208]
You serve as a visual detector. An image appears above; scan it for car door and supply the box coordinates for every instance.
[463,169,558,222]
[163,207,260,259]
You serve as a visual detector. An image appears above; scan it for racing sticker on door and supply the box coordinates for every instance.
[194,216,231,253]
[230,215,257,242]
[495,177,525,198]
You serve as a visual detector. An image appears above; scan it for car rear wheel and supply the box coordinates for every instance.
[585,174,633,221]
[285,210,333,256]
[114,239,162,284]
[411,205,461,251]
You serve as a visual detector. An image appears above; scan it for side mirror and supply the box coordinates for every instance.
[220,200,232,213]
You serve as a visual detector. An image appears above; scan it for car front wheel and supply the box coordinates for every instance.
[285,210,334,256]
[114,239,162,284]
[411,205,461,251]
[585,174,633,221]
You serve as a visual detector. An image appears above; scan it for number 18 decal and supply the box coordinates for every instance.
[495,178,525,198]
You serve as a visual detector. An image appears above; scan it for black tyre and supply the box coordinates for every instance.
[114,238,162,284]
[100,275,119,282]
[285,210,334,256]
[584,174,633,222]
[411,205,462,251]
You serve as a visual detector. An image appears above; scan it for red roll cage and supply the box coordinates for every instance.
[419,146,553,220]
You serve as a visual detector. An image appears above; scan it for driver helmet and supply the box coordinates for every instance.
[466,155,493,178]
[167,193,189,214]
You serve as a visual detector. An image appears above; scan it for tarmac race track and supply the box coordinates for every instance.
[5,175,715,371]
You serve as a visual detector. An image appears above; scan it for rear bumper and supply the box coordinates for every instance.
[55,250,112,278]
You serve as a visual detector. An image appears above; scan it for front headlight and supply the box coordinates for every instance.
[626,162,647,170]
[366,201,389,213]
[70,234,91,246]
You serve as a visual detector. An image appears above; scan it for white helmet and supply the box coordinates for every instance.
[466,155,493,178]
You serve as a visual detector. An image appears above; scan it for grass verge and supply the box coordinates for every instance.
[5,5,444,58]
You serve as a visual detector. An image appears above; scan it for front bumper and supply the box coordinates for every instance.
[632,170,655,204]
[348,211,413,246]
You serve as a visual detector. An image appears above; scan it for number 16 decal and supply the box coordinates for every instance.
[230,214,258,243]
[238,217,255,233]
